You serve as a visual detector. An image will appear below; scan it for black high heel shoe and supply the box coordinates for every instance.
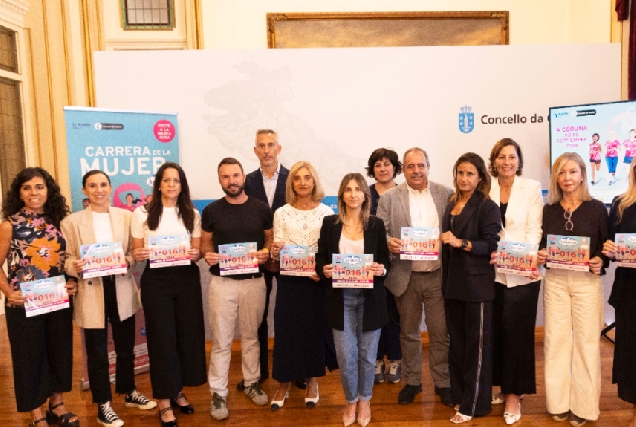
[159,407,177,427]
[170,393,194,414]
[46,402,79,427]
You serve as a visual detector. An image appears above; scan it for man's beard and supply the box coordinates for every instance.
[222,183,245,197]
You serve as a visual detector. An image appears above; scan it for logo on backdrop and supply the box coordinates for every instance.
[459,106,474,133]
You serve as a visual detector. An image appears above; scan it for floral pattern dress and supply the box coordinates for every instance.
[6,208,66,295]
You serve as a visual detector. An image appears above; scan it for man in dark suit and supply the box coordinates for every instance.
[376,147,454,407]
[239,129,289,389]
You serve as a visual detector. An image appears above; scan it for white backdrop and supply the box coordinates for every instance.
[93,44,621,328]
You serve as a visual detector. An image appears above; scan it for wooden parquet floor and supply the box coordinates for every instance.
[0,318,631,426]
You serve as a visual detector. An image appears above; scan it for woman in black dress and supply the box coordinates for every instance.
[603,158,636,427]
[269,161,335,410]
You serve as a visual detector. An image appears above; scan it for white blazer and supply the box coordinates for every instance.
[490,176,543,287]
[61,205,141,328]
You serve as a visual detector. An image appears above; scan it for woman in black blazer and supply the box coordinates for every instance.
[440,152,501,424]
[603,159,636,427]
[316,173,390,427]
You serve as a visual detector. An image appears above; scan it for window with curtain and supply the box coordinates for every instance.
[121,0,174,30]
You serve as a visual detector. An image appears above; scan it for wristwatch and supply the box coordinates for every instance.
[461,239,468,249]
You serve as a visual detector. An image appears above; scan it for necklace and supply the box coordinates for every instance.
[561,199,581,231]
[563,209,574,231]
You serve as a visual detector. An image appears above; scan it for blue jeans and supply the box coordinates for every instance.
[333,289,382,403]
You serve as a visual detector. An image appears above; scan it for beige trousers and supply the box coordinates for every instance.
[544,268,604,421]
[207,275,266,397]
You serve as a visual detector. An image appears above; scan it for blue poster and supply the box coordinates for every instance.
[64,107,179,212]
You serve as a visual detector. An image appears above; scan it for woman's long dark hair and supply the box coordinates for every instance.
[2,167,70,228]
[145,162,195,233]
[450,152,491,203]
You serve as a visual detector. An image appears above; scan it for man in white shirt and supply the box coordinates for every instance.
[376,148,454,406]
[242,129,290,389]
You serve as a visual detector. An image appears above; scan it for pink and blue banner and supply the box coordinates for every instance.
[63,107,179,212]
[64,107,179,389]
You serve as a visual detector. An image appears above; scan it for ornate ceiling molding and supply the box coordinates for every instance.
[0,0,29,28]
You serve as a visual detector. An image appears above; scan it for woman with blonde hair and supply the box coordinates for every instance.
[537,152,607,427]
[269,161,336,411]
[602,157,636,427]
[316,173,390,427]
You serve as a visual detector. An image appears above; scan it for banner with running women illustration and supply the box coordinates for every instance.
[63,107,179,213]
[64,107,180,389]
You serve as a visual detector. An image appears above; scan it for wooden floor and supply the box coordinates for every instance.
[0,318,632,426]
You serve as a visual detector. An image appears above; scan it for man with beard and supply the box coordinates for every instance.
[242,129,289,389]
[201,157,274,420]
[376,148,454,407]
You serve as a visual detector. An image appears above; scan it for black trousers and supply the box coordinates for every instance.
[257,269,276,380]
[492,281,540,396]
[140,263,207,399]
[613,278,636,405]
[6,304,73,412]
[376,291,402,361]
[83,276,136,403]
[445,298,493,418]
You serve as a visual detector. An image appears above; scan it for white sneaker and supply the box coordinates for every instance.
[211,392,229,420]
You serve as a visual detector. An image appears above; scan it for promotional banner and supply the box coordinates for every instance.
[496,241,539,276]
[63,107,179,212]
[400,227,440,261]
[549,100,636,204]
[64,107,179,389]
[20,275,69,318]
[546,234,591,272]
[332,254,374,289]
[280,244,316,277]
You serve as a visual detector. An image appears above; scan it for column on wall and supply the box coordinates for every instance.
[19,1,203,200]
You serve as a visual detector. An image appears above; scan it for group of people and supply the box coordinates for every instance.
[589,129,636,185]
[0,130,635,427]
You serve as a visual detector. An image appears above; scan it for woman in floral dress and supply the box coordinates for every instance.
[0,167,78,427]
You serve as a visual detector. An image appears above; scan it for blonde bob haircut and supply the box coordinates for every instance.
[285,161,325,205]
[336,173,372,229]
[547,152,592,205]
[615,157,636,223]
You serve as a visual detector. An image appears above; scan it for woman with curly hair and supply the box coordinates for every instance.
[365,148,403,384]
[0,167,79,427]
[131,162,207,427]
